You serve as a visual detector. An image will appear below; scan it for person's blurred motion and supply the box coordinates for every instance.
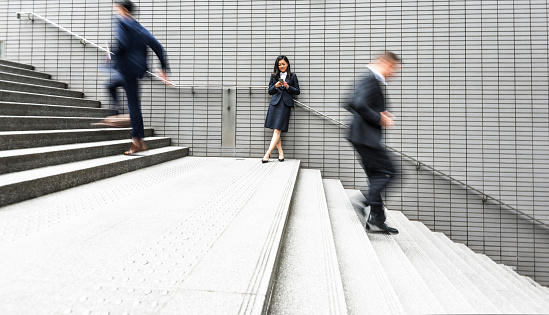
[345,51,401,234]
[97,0,170,155]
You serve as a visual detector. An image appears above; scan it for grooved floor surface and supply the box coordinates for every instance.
[0,157,299,315]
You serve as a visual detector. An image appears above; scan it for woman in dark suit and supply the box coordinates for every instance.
[262,55,300,162]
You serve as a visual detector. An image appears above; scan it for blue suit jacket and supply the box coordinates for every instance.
[268,73,300,106]
[345,70,386,149]
[112,17,168,78]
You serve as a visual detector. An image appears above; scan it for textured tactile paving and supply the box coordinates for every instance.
[0,157,298,314]
[0,157,211,243]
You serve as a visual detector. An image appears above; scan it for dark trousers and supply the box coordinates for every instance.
[106,72,144,139]
[352,142,397,223]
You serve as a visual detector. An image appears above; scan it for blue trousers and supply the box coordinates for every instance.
[107,72,144,139]
[352,142,397,223]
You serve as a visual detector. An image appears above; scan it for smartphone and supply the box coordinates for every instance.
[279,78,284,83]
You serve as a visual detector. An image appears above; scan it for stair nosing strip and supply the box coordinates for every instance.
[316,173,348,314]
[239,160,300,315]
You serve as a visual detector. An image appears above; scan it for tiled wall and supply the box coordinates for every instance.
[1,0,549,285]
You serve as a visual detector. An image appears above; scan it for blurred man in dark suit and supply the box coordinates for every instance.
[345,51,401,234]
[106,0,170,155]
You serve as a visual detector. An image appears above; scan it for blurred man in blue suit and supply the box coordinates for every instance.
[345,51,401,234]
[107,0,170,155]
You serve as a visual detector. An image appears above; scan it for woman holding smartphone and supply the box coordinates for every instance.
[262,55,300,163]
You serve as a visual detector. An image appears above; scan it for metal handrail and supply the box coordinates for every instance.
[16,11,549,230]
[299,99,549,230]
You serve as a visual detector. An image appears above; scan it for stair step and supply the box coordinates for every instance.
[0,137,172,175]
[379,210,500,313]
[411,222,523,313]
[0,146,189,207]
[0,116,107,131]
[0,71,66,88]
[446,239,547,313]
[439,234,548,312]
[269,169,347,314]
[0,80,82,98]
[500,266,549,306]
[323,179,405,314]
[0,64,49,79]
[0,128,153,150]
[0,102,116,117]
[0,59,34,70]
[0,90,100,108]
[370,209,475,313]
[513,272,549,300]
[166,158,300,313]
[0,158,301,313]
[343,191,444,314]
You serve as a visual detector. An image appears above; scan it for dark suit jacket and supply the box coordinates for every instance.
[268,73,300,106]
[112,17,168,78]
[345,69,386,149]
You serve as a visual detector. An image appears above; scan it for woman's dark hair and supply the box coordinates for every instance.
[272,55,292,80]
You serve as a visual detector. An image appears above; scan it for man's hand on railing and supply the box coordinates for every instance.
[156,69,172,87]
[105,43,111,61]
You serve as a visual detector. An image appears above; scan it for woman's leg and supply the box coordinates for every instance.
[275,135,284,159]
[263,129,282,160]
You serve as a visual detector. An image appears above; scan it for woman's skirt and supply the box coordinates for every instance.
[264,100,291,132]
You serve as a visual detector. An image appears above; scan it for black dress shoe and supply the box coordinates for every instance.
[262,159,269,163]
[365,221,399,234]
[278,158,284,162]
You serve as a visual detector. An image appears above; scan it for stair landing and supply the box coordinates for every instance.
[0,157,299,314]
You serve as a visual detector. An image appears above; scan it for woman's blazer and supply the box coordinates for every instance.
[268,73,300,107]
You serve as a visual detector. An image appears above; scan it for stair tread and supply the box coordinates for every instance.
[0,64,50,79]
[343,191,445,314]
[447,239,549,312]
[0,90,99,108]
[0,115,106,119]
[0,101,112,111]
[0,90,86,101]
[0,157,298,313]
[0,79,80,97]
[0,102,116,118]
[0,137,170,158]
[517,273,549,300]
[0,146,186,186]
[364,207,476,313]
[0,59,35,70]
[323,179,405,315]
[0,71,66,88]
[411,221,526,313]
[383,210,506,313]
[0,115,109,131]
[269,169,347,314]
[0,127,154,150]
[0,127,135,136]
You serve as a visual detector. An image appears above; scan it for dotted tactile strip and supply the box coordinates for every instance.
[0,158,212,244]
[61,161,277,314]
[59,285,174,315]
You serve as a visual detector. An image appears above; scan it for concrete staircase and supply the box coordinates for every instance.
[1,157,547,314]
[0,59,189,206]
[0,59,548,314]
